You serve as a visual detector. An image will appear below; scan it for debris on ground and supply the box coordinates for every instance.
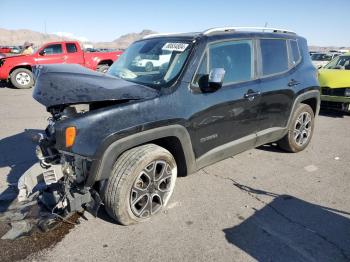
[0,210,80,262]
[1,220,33,240]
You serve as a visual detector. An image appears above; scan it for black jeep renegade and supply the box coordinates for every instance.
[31,27,320,225]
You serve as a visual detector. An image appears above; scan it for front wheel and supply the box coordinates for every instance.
[278,103,315,152]
[10,68,34,89]
[103,144,177,225]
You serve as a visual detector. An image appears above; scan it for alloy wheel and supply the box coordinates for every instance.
[130,160,173,218]
[293,112,312,146]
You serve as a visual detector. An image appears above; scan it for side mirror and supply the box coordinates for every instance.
[39,50,46,56]
[208,68,225,89]
[196,68,226,93]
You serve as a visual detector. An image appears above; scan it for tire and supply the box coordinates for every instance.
[10,68,34,89]
[145,62,153,72]
[96,64,110,73]
[278,103,315,153]
[103,144,177,225]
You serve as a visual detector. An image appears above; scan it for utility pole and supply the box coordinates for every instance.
[263,22,268,32]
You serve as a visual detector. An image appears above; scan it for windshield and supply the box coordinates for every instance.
[311,53,332,61]
[107,39,191,88]
[324,55,350,70]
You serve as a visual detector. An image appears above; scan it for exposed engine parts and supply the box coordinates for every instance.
[15,129,101,238]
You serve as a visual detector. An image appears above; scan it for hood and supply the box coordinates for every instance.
[318,69,350,88]
[1,54,35,65]
[33,64,159,108]
[2,54,28,60]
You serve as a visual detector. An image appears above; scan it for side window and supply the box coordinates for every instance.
[193,40,253,86]
[290,40,301,65]
[260,39,288,75]
[43,44,63,55]
[66,43,78,53]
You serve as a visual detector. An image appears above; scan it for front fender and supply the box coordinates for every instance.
[86,124,196,186]
[0,61,33,79]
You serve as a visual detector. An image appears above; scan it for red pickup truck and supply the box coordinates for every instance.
[0,41,122,89]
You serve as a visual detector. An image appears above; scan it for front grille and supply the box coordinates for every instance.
[322,87,346,96]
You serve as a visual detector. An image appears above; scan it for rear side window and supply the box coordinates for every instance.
[66,43,78,53]
[290,40,301,65]
[193,40,253,85]
[260,39,288,75]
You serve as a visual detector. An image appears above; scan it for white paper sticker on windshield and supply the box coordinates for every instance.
[162,43,189,52]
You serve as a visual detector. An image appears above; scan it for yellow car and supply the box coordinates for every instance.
[318,53,350,112]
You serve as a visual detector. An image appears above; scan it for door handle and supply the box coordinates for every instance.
[288,79,300,87]
[244,90,261,100]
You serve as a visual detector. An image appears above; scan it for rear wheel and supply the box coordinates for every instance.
[103,144,177,225]
[10,68,34,89]
[278,103,315,152]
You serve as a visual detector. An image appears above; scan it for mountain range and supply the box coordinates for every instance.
[0,28,348,51]
[0,28,156,49]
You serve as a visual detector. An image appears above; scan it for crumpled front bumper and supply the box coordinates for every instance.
[17,162,64,202]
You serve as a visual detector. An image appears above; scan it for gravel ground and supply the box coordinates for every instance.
[0,84,349,262]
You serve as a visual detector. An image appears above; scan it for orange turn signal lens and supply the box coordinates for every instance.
[65,126,76,148]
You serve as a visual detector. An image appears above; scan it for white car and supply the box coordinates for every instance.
[311,52,340,68]
[132,51,172,72]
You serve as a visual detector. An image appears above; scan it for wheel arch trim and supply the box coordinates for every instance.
[9,64,33,76]
[286,89,320,129]
[87,125,196,185]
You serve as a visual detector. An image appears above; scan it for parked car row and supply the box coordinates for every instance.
[311,52,340,68]
[0,45,22,54]
[84,47,121,53]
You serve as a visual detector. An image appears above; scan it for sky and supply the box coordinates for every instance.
[0,0,349,46]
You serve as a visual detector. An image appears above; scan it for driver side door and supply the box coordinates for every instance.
[35,43,65,65]
[190,39,261,166]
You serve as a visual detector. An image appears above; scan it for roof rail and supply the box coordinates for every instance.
[143,33,184,39]
[203,27,296,35]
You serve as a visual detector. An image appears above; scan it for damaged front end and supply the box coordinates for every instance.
[12,64,158,233]
[18,107,102,220]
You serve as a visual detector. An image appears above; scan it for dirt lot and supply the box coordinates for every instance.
[0,84,349,262]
